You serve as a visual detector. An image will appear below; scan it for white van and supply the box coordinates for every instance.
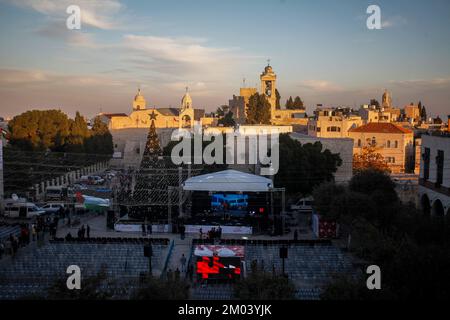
[4,203,46,219]
[290,196,314,213]
[45,186,74,201]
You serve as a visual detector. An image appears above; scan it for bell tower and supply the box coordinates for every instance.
[133,88,147,111]
[260,60,277,119]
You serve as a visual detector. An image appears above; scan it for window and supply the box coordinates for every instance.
[317,127,321,132]
[371,137,376,145]
[436,150,444,186]
[394,141,398,148]
[357,139,362,147]
[386,157,396,163]
[327,126,340,132]
[387,140,391,148]
[423,147,430,180]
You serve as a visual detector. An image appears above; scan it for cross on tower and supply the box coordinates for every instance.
[267,58,271,66]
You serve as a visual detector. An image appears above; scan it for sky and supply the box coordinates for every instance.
[0,0,449,119]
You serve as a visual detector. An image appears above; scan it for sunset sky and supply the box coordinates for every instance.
[0,0,449,118]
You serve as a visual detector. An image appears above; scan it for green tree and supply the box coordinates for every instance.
[275,89,281,110]
[8,110,71,151]
[85,116,114,155]
[143,118,162,157]
[353,144,390,174]
[285,96,294,109]
[275,134,342,194]
[246,93,271,125]
[293,96,304,109]
[218,111,236,127]
[370,99,380,108]
[66,111,91,153]
[420,104,427,121]
[215,105,228,117]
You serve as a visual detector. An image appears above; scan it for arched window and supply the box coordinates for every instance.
[387,140,391,148]
[394,141,398,148]
[357,139,361,147]
[371,137,376,146]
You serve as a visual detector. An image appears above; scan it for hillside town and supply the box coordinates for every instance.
[0,0,449,308]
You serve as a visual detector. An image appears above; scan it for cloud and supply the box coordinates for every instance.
[122,35,243,72]
[298,80,343,92]
[388,78,450,88]
[35,20,96,47]
[0,68,127,87]
[7,0,124,30]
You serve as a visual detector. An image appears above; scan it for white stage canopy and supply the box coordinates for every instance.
[182,169,273,192]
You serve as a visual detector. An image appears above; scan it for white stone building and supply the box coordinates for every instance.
[419,131,450,216]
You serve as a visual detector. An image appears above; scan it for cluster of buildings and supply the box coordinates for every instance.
[96,63,450,216]
[101,63,446,176]
[0,63,448,217]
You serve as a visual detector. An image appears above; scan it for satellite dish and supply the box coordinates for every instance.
[11,194,19,201]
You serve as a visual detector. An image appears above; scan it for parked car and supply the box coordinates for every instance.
[90,175,105,185]
[72,183,88,191]
[4,202,46,219]
[41,203,65,214]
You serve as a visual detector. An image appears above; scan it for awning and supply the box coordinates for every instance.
[182,169,273,192]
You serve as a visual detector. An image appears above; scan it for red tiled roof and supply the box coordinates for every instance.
[349,122,413,134]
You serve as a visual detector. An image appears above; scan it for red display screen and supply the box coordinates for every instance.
[196,256,241,280]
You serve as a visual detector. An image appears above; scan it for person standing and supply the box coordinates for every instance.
[31,224,37,241]
[180,254,187,272]
[80,225,85,239]
[199,228,203,240]
[167,269,173,281]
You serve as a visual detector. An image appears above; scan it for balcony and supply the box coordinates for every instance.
[419,178,450,197]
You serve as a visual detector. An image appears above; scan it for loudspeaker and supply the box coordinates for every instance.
[279,247,288,259]
[144,245,153,257]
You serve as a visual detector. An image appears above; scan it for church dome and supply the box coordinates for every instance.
[133,88,147,110]
[181,89,192,109]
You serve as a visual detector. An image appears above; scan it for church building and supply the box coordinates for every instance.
[99,88,215,130]
[228,63,308,127]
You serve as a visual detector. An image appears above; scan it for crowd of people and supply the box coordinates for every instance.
[199,227,222,240]
[0,223,42,259]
